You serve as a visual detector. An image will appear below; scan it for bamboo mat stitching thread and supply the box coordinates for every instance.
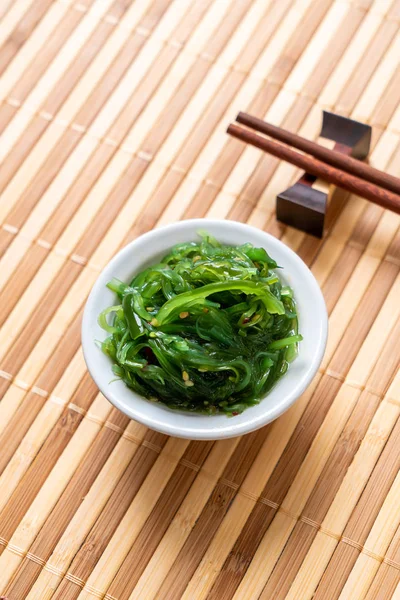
[0,479,399,588]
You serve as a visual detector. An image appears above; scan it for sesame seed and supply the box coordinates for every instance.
[146,306,154,311]
[182,371,189,381]
[150,318,159,326]
[193,255,201,262]
[198,368,207,372]
[203,308,209,313]
[184,380,194,387]
[179,311,189,319]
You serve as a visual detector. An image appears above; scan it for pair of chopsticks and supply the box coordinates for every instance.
[227,113,400,214]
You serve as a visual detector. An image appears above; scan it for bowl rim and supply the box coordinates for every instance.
[82,219,328,440]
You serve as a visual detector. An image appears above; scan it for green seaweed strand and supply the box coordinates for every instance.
[98,232,302,416]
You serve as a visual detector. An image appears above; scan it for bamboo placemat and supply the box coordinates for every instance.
[0,0,399,598]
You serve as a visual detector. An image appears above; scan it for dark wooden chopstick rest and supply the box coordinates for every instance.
[239,112,376,238]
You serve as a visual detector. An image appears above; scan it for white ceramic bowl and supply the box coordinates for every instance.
[82,219,327,440]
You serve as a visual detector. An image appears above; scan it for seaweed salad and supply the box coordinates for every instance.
[98,232,302,416]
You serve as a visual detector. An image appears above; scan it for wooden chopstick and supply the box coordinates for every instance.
[237,112,400,196]
[227,123,400,215]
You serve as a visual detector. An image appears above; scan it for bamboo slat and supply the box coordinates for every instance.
[1,0,400,598]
